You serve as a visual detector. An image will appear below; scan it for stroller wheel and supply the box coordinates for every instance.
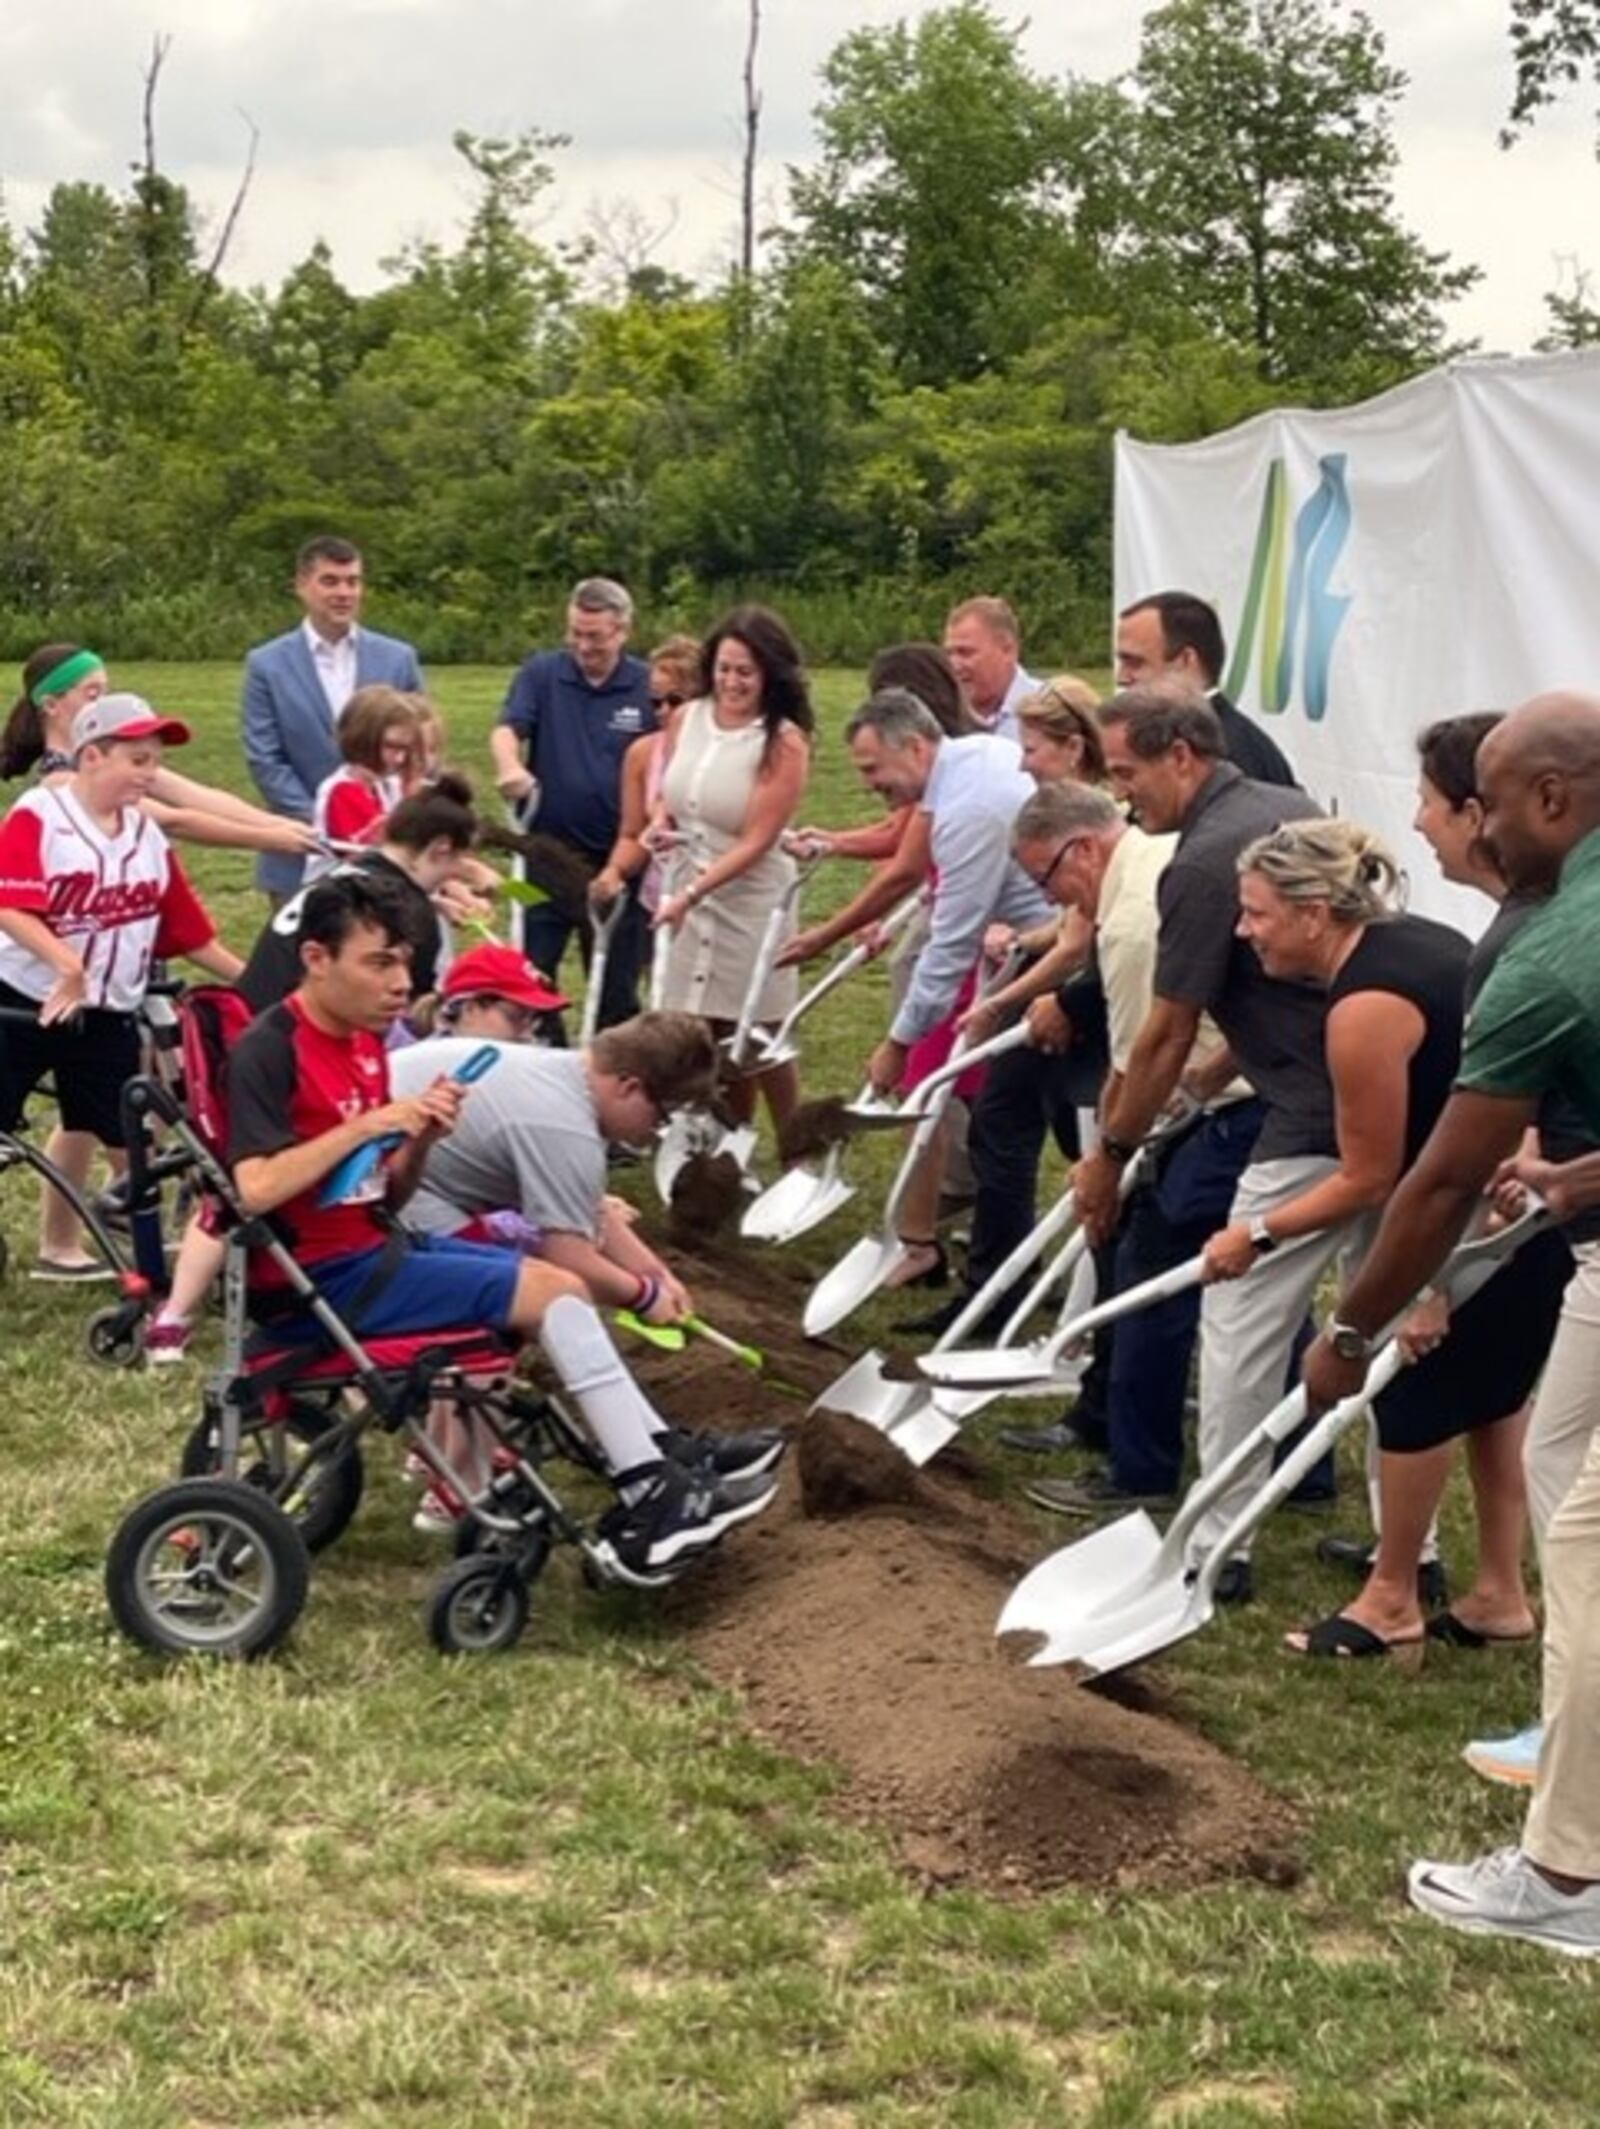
[425,1555,531,1656]
[86,1303,145,1369]
[106,1478,309,1660]
[180,1401,364,1555]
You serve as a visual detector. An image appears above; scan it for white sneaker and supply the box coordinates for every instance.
[411,1487,464,1536]
[1463,1722,1544,1789]
[1408,1846,1600,1957]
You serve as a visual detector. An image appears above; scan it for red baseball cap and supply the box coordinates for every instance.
[71,692,192,754]
[441,942,568,1013]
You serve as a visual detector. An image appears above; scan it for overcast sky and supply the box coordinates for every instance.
[3,1,1595,354]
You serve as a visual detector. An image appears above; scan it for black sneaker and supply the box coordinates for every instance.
[1211,1558,1255,1606]
[597,1461,778,1574]
[999,1418,1103,1457]
[660,1424,786,1483]
[1025,1472,1178,1518]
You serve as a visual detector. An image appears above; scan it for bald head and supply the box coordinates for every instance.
[1477,691,1600,893]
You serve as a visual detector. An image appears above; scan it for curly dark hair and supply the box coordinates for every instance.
[703,605,814,758]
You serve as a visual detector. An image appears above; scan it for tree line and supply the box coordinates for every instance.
[0,0,1579,668]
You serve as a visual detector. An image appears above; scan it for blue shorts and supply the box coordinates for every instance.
[272,1233,521,1344]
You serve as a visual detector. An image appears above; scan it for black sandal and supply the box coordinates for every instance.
[1287,1612,1424,1660]
[1424,1610,1535,1649]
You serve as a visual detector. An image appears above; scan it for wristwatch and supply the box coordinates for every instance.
[1327,1319,1373,1362]
[1247,1215,1278,1255]
[1100,1132,1141,1165]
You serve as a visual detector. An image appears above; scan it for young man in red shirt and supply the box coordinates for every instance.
[225,868,776,1574]
[0,692,244,1276]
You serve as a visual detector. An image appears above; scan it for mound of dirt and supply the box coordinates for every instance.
[667,1151,746,1247]
[625,1233,1300,1897]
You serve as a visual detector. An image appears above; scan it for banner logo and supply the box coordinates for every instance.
[1225,452,1352,722]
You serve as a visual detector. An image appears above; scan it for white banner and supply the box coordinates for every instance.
[1113,350,1600,931]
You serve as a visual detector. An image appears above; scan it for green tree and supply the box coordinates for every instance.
[1115,0,1478,395]
[787,1,1087,387]
[1504,0,1600,140]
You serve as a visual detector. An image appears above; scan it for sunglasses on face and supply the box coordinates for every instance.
[651,691,686,712]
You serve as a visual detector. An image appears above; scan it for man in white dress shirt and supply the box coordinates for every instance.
[240,535,425,901]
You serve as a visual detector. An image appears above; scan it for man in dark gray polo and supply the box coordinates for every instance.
[1071,687,1327,1602]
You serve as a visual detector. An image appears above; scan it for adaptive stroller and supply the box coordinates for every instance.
[105,988,717,1660]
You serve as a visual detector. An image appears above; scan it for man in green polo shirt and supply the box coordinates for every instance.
[1303,690,1600,1958]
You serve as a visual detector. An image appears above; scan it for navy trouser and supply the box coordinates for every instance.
[1105,1100,1264,1495]
[965,972,1108,1304]
[519,872,648,1036]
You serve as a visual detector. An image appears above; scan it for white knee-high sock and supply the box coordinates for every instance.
[538,1294,667,1480]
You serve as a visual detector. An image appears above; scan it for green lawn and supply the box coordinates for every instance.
[0,664,1591,2127]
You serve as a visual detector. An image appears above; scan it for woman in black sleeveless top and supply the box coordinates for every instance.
[1204,818,1470,1658]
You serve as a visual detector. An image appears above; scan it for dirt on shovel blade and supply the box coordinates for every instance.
[668,1149,745,1246]
[622,1241,1301,1900]
[778,1096,858,1166]
[477,823,595,921]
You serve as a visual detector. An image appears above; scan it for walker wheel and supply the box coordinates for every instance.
[105,1478,310,1660]
[425,1555,530,1655]
[86,1303,145,1368]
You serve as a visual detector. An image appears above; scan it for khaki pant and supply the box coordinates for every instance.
[1525,1413,1600,1876]
[1524,1238,1600,1552]
[1189,1156,1355,1567]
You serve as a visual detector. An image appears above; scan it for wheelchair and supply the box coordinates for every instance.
[105,989,702,1661]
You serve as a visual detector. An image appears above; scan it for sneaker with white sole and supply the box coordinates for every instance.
[1463,1722,1544,1789]
[595,1460,777,1575]
[30,1256,114,1283]
[1407,1846,1600,1957]
[412,1485,466,1535]
[143,1319,192,1366]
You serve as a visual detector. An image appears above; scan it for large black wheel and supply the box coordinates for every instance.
[106,1478,310,1660]
[425,1555,531,1656]
[180,1401,364,1555]
[86,1303,145,1369]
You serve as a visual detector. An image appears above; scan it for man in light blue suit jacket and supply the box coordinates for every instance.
[241,535,424,898]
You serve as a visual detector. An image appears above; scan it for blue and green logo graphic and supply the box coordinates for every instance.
[1224,451,1352,722]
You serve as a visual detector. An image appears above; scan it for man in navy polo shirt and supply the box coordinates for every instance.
[490,577,656,1028]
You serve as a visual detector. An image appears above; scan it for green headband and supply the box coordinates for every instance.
[31,650,105,707]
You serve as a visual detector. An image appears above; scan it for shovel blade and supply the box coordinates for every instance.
[883,1395,964,1465]
[803,1235,907,1338]
[811,1350,916,1428]
[917,1342,1062,1389]
[770,1173,855,1243]
[653,1115,696,1205]
[995,1511,1166,1666]
[742,1164,822,1240]
[1069,1580,1212,1680]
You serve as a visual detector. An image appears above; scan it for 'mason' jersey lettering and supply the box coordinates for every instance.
[0,786,213,1009]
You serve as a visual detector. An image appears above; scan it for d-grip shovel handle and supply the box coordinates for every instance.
[316,1043,500,1206]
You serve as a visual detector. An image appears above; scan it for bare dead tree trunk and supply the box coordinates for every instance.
[185,112,260,334]
[138,31,173,312]
[740,0,762,282]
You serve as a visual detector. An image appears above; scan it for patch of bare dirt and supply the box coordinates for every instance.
[625,1232,1299,1898]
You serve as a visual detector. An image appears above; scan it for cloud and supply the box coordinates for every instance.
[0,0,1596,349]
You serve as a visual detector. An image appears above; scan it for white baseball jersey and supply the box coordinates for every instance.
[0,785,213,1010]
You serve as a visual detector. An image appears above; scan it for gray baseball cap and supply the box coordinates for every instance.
[71,692,192,755]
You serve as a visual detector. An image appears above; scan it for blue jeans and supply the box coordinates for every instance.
[1105,1101,1264,1495]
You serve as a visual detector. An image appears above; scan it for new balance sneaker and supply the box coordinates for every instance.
[660,1423,786,1484]
[1407,1847,1600,1957]
[1463,1722,1545,1789]
[597,1461,778,1575]
[143,1318,192,1366]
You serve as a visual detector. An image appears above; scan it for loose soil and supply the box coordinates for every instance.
[667,1150,746,1247]
[778,1096,857,1166]
[629,1235,1300,1898]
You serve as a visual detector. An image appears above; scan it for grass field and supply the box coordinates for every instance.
[0,663,1593,2127]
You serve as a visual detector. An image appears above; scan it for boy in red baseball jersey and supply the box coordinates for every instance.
[0,692,243,1275]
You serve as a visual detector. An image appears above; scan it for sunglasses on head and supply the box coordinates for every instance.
[651,691,686,712]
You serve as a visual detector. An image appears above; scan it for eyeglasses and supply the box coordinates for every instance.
[1027,835,1085,890]
[651,691,686,712]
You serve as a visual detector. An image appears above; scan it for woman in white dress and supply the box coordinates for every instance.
[655,606,812,1132]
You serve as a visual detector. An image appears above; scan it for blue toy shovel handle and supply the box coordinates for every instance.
[316,1043,500,1206]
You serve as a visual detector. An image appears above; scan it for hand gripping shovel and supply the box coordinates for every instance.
[997,1200,1549,1678]
[800,1020,1033,1338]
[738,892,922,1074]
[579,892,626,1047]
[815,1185,1087,1457]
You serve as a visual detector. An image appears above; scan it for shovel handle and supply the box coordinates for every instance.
[615,1310,686,1351]
[683,1315,764,1371]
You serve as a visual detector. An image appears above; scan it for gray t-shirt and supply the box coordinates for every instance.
[1152,762,1333,1162]
[393,1038,606,1241]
